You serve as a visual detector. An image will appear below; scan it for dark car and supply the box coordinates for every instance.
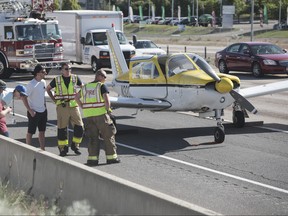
[215,42,288,77]
[180,16,198,26]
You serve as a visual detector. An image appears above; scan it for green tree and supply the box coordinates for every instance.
[61,0,81,10]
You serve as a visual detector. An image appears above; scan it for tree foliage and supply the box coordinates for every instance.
[108,0,288,20]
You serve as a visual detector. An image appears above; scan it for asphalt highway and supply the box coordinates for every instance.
[4,64,288,215]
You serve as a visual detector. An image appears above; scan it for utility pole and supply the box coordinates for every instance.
[279,0,282,29]
[171,0,174,20]
[196,0,198,26]
[250,0,254,41]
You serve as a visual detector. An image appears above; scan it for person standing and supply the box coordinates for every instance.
[46,63,84,156]
[0,100,12,137]
[21,65,47,150]
[75,69,120,166]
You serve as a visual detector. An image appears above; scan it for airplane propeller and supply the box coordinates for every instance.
[191,54,258,114]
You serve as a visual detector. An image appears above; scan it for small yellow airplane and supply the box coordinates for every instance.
[106,27,288,143]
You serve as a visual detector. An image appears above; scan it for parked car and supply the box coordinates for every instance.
[198,14,213,27]
[180,16,198,26]
[133,39,166,56]
[215,42,288,77]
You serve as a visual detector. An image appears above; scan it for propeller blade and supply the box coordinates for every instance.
[230,90,258,114]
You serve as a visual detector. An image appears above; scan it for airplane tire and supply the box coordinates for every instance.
[233,110,245,128]
[214,126,225,143]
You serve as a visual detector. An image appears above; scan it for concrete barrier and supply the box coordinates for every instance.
[0,135,220,215]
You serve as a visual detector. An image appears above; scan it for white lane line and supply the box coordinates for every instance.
[14,112,288,195]
[116,142,288,195]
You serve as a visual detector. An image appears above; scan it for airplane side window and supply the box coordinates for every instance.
[131,62,159,79]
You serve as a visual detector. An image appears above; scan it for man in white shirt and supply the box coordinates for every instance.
[22,65,47,150]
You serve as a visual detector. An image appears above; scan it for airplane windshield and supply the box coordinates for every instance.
[167,54,196,76]
[15,23,61,41]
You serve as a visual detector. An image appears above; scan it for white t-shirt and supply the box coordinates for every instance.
[26,79,46,113]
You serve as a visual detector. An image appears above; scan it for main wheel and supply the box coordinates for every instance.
[218,60,229,74]
[233,110,245,128]
[252,62,263,78]
[214,126,225,143]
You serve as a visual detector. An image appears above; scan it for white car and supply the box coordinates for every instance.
[133,40,166,56]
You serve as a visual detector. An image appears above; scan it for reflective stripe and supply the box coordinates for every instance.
[72,137,82,144]
[106,154,118,160]
[88,156,98,160]
[82,102,105,109]
[58,140,68,145]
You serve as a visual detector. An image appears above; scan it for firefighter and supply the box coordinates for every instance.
[46,63,84,156]
[75,69,120,166]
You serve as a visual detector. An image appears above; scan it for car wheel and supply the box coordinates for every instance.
[0,58,13,79]
[91,57,99,73]
[252,62,263,78]
[218,60,229,74]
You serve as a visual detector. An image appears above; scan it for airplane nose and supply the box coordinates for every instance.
[215,77,234,93]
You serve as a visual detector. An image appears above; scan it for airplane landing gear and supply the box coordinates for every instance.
[214,109,225,143]
[232,103,247,128]
[214,126,225,143]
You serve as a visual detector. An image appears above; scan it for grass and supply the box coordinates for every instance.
[123,23,288,48]
[0,181,97,215]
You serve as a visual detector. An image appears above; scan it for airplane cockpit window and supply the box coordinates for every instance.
[132,61,159,79]
[167,54,196,77]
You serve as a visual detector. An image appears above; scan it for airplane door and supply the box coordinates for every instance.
[129,60,167,99]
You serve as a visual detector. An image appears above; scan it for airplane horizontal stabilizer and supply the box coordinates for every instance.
[110,96,171,110]
[239,80,288,98]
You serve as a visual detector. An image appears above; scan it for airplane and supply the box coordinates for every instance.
[106,27,288,143]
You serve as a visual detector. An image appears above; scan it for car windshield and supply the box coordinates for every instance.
[135,41,158,49]
[15,23,61,41]
[93,32,127,45]
[251,44,285,55]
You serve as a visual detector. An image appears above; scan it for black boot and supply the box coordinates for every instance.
[71,142,81,155]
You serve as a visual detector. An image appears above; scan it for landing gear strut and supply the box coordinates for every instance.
[214,109,225,143]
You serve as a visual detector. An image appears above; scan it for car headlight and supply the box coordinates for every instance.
[263,59,277,65]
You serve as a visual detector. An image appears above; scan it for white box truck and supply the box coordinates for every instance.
[46,10,135,72]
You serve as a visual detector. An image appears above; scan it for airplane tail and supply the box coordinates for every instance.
[106,27,129,79]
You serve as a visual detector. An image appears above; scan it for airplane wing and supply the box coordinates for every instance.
[239,80,288,98]
[110,96,171,110]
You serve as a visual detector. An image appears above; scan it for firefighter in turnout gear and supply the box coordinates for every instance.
[46,63,84,156]
[75,69,120,166]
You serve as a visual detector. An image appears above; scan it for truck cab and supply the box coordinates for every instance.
[81,29,135,72]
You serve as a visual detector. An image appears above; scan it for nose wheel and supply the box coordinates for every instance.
[214,125,225,143]
[214,109,225,143]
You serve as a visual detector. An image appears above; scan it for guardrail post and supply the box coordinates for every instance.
[167,45,169,54]
[184,46,187,52]
[204,47,207,59]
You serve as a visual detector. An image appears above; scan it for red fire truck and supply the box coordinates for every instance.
[0,0,67,78]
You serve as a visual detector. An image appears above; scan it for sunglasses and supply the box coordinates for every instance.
[64,67,72,71]
[100,74,107,78]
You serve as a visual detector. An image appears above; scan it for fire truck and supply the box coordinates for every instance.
[0,0,67,78]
